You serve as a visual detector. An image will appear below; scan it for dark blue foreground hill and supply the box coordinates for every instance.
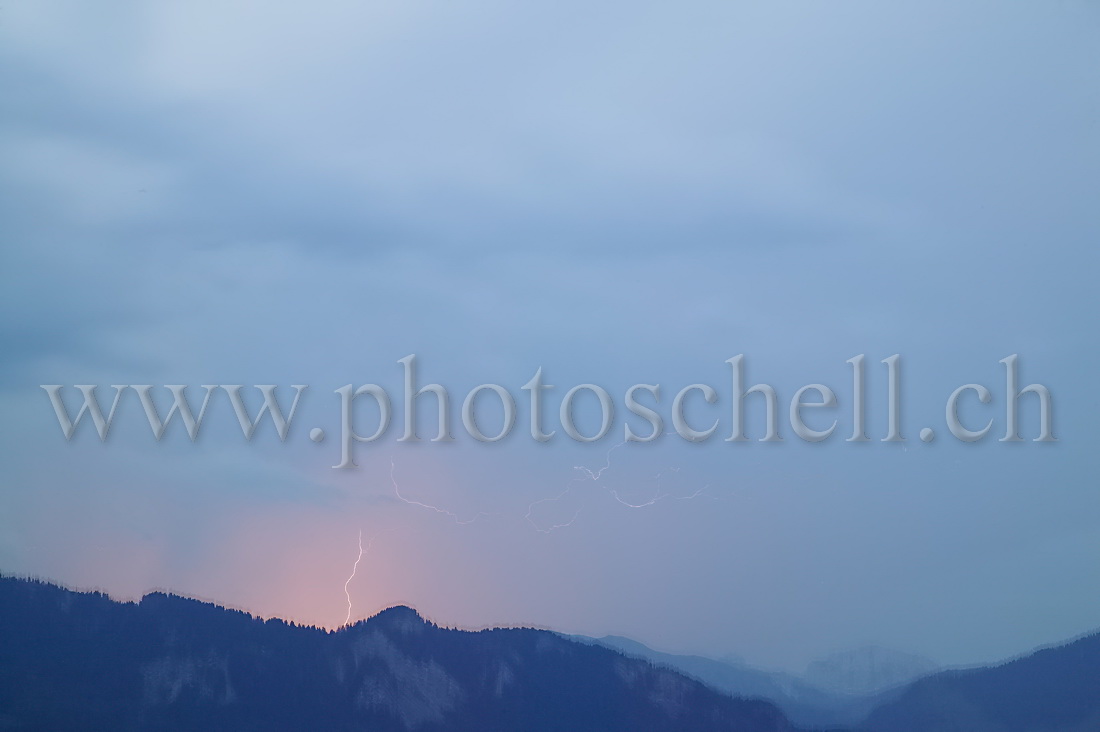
[861,629,1100,732]
[0,576,804,732]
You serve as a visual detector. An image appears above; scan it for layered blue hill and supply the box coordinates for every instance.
[0,576,802,732]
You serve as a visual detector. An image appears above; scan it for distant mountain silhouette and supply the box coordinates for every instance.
[803,646,938,697]
[0,576,804,731]
[569,628,1100,732]
[862,630,1100,732]
[572,634,905,729]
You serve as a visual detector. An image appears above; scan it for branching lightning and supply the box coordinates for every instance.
[573,439,627,481]
[340,441,721,621]
[522,440,626,533]
[610,469,711,508]
[390,456,493,525]
[524,478,585,533]
[524,438,716,532]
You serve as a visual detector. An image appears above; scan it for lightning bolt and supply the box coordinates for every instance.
[524,480,584,533]
[523,465,591,533]
[339,442,723,620]
[390,456,493,525]
[343,529,365,626]
[342,529,394,626]
[524,439,715,532]
[377,434,720,541]
[574,439,627,481]
[522,440,627,533]
[610,469,711,508]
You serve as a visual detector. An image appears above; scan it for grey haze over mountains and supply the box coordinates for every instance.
[576,630,1100,730]
[803,646,939,697]
[577,635,935,729]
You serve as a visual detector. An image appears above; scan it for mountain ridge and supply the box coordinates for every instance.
[861,629,1100,732]
[0,574,806,732]
[4,574,1098,731]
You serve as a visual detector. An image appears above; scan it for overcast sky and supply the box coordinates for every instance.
[1,0,1098,672]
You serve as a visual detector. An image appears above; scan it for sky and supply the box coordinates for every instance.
[1,0,1098,673]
